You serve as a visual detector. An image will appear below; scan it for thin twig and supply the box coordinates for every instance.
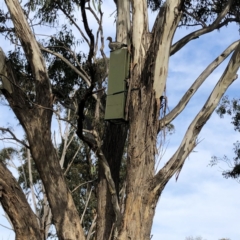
[0,223,14,231]
[71,179,96,193]
[86,214,97,240]
[57,3,90,46]
[64,144,81,175]
[80,187,93,224]
[0,127,29,148]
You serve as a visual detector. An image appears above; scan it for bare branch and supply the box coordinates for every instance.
[64,143,82,175]
[39,44,92,86]
[86,214,97,240]
[40,45,104,110]
[57,3,90,46]
[27,148,38,221]
[77,124,122,235]
[152,41,240,193]
[39,42,90,80]
[80,187,93,224]
[39,184,52,239]
[99,5,108,79]
[87,1,101,60]
[0,223,14,231]
[0,127,29,148]
[171,0,234,55]
[159,40,240,131]
[71,180,95,193]
[183,9,207,28]
[80,0,95,63]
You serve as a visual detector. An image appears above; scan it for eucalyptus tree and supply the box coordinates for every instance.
[0,0,240,240]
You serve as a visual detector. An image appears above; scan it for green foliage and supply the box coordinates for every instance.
[217,96,240,132]
[223,141,240,179]
[147,0,162,11]
[43,26,87,100]
[0,147,17,164]
[0,9,6,24]
[148,0,240,31]
[7,49,35,102]
[212,96,240,180]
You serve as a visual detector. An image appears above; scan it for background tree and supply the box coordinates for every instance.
[0,0,240,239]
[185,236,207,240]
[211,96,240,180]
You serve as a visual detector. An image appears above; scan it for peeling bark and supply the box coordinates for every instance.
[152,0,182,98]
[117,1,184,238]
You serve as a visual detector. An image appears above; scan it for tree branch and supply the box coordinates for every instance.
[39,44,91,86]
[0,127,29,148]
[27,148,38,218]
[183,9,207,28]
[159,40,240,131]
[151,41,240,193]
[80,187,93,224]
[151,0,183,98]
[86,214,97,240]
[171,0,234,55]
[131,0,148,64]
[57,3,90,46]
[80,0,95,63]
[98,6,108,80]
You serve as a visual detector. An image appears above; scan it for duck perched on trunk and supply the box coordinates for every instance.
[106,37,127,51]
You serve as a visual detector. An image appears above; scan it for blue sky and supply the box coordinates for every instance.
[1,1,240,240]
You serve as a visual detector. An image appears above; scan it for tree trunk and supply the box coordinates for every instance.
[24,116,86,240]
[116,0,183,238]
[96,123,128,240]
[0,162,43,240]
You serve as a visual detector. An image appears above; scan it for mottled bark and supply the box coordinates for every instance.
[0,162,42,240]
[117,0,183,239]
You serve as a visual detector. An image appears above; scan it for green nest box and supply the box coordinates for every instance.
[104,48,130,121]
